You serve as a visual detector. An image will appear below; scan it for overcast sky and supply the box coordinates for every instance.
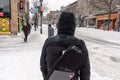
[29,0,77,11]
[43,0,77,10]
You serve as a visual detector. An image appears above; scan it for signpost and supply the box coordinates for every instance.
[40,0,43,34]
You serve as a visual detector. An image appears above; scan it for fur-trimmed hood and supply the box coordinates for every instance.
[57,12,76,35]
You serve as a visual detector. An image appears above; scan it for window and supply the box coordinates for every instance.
[0,0,10,18]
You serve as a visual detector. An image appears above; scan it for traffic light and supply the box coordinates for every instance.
[40,8,43,16]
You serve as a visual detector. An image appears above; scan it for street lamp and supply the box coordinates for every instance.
[40,0,43,34]
[116,5,120,32]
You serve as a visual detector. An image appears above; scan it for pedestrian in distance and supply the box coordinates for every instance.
[27,22,31,34]
[34,22,37,31]
[40,12,90,80]
[48,23,54,37]
[22,23,30,43]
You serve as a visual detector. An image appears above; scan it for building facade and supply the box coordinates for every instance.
[60,1,78,26]
[96,12,118,30]
[77,0,120,28]
[0,0,11,34]
[61,1,77,15]
[46,10,60,25]
[0,0,29,34]
[11,0,19,34]
[14,0,29,34]
[58,0,120,30]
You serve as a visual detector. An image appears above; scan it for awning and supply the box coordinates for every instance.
[97,17,116,20]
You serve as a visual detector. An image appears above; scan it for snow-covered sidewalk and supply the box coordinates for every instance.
[0,27,47,80]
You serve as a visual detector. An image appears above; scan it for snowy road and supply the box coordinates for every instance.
[0,25,120,80]
[86,40,120,80]
[75,28,120,80]
[76,34,120,48]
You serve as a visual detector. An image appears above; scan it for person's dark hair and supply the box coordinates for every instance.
[58,12,76,35]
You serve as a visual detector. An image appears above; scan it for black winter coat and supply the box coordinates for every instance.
[22,25,30,35]
[40,35,90,80]
[40,12,90,80]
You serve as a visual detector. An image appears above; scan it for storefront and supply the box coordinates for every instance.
[96,13,118,30]
[0,0,11,34]
[0,18,11,34]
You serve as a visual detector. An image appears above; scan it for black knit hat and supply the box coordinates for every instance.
[58,12,76,35]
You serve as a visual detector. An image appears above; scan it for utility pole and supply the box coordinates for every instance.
[40,0,43,34]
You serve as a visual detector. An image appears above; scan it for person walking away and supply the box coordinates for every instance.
[27,23,31,34]
[40,12,90,80]
[34,22,37,31]
[22,23,30,42]
[48,24,54,37]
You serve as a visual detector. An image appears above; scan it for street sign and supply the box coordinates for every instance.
[33,8,38,13]
[29,8,34,13]
[37,6,40,13]
[37,6,40,10]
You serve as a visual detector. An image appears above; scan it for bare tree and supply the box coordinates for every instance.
[89,0,118,30]
[42,2,48,13]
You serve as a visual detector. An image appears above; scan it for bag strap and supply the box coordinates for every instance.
[45,53,63,80]
[45,45,85,80]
